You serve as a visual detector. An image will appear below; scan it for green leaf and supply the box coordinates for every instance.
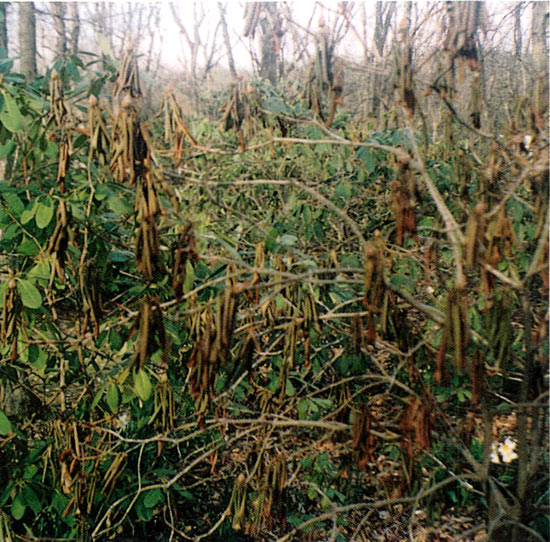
[134,369,152,402]
[23,485,41,515]
[3,192,25,217]
[17,279,42,309]
[107,195,132,215]
[0,139,15,159]
[91,384,106,411]
[108,330,123,351]
[27,260,51,287]
[183,260,194,294]
[17,237,39,257]
[0,409,11,435]
[23,465,39,481]
[136,499,153,522]
[11,494,25,520]
[335,181,351,200]
[106,381,119,414]
[20,208,36,225]
[143,488,163,508]
[0,90,23,133]
[28,344,47,373]
[35,199,54,229]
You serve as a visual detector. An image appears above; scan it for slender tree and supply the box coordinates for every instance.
[19,2,37,79]
[69,3,80,56]
[218,2,237,80]
[0,3,7,58]
[51,2,67,57]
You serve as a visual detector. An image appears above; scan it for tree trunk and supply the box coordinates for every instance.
[513,2,523,60]
[258,3,280,85]
[70,3,80,56]
[0,3,7,58]
[530,1,549,130]
[19,2,37,80]
[370,1,395,119]
[219,2,237,80]
[51,2,67,57]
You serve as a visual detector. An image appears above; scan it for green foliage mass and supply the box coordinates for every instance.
[0,53,547,542]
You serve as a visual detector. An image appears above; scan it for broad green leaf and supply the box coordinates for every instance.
[23,465,39,480]
[335,181,351,200]
[27,260,51,287]
[136,500,153,522]
[17,279,42,309]
[11,494,25,520]
[3,192,24,217]
[23,485,41,515]
[91,384,106,411]
[0,139,15,159]
[28,344,47,373]
[106,381,119,414]
[183,260,194,294]
[107,195,132,215]
[108,330,122,351]
[35,199,54,229]
[0,409,11,435]
[143,488,163,508]
[20,208,36,225]
[0,90,23,133]
[18,237,39,257]
[134,369,152,402]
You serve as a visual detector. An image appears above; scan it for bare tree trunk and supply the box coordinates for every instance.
[513,2,523,59]
[19,2,37,80]
[259,3,280,85]
[370,1,395,119]
[70,3,80,56]
[529,0,549,134]
[51,2,67,57]
[0,3,7,58]
[219,2,237,79]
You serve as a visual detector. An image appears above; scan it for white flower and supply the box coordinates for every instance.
[115,412,130,431]
[498,438,518,463]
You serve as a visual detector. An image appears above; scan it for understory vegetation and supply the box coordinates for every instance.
[0,11,548,542]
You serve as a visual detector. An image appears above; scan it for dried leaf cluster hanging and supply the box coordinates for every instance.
[79,258,103,338]
[110,94,150,185]
[248,455,287,536]
[130,297,169,371]
[353,404,377,471]
[49,70,73,191]
[87,94,111,166]
[391,162,419,246]
[400,395,434,458]
[219,79,265,151]
[160,85,196,165]
[435,287,470,382]
[186,285,239,421]
[172,224,199,298]
[48,201,73,282]
[463,202,486,269]
[229,474,248,531]
[1,273,22,363]
[485,290,514,369]
[362,234,386,344]
[135,172,162,280]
